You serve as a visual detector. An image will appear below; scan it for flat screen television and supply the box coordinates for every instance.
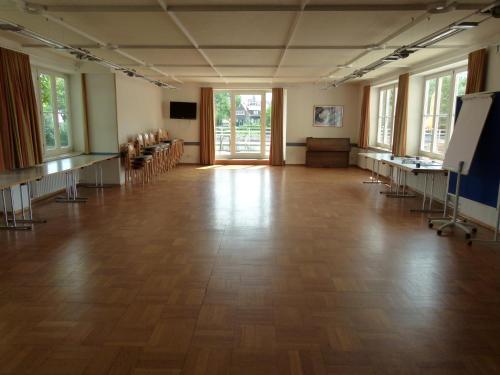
[170,101,197,119]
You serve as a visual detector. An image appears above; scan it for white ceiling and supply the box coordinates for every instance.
[0,0,499,86]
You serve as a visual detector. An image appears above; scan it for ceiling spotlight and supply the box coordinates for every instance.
[428,2,455,13]
[451,21,480,29]
[397,49,416,59]
[103,43,118,50]
[383,55,400,62]
[86,56,102,62]
[0,23,24,32]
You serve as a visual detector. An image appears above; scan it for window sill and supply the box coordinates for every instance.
[367,146,392,153]
[43,151,83,163]
[418,150,444,161]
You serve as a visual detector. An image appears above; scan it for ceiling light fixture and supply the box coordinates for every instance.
[331,6,487,88]
[451,21,480,29]
[0,18,176,89]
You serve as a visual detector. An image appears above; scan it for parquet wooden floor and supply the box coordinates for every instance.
[1,165,500,374]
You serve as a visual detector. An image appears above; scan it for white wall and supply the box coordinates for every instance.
[115,74,164,144]
[163,84,201,163]
[162,83,363,164]
[80,73,121,185]
[286,83,362,164]
[85,74,119,153]
[69,73,87,153]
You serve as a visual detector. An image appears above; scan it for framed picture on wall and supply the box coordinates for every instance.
[313,105,343,127]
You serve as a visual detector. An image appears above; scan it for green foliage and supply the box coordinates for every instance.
[215,91,230,126]
[39,73,70,149]
[266,105,271,128]
[39,74,52,112]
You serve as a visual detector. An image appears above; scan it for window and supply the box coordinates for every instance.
[420,68,467,157]
[37,71,71,157]
[376,84,397,149]
[214,90,271,159]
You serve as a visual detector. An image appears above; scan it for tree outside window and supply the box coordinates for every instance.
[38,71,71,156]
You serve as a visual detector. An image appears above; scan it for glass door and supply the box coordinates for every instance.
[215,90,271,159]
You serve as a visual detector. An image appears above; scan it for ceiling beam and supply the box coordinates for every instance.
[12,1,183,83]
[274,0,310,78]
[24,2,490,12]
[20,43,470,50]
[156,0,227,84]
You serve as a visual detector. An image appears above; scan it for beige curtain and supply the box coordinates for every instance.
[270,88,285,166]
[392,73,409,157]
[0,47,43,171]
[199,87,215,165]
[465,48,488,94]
[358,85,370,149]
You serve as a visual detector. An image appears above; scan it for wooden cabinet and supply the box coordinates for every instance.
[305,137,351,168]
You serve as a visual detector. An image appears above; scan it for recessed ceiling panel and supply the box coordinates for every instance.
[124,49,207,65]
[293,11,422,46]
[54,12,190,45]
[176,12,296,45]
[179,76,224,83]
[218,67,276,77]
[151,67,216,76]
[276,66,325,77]
[281,49,361,66]
[205,49,282,65]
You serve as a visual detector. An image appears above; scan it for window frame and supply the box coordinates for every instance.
[375,83,398,150]
[419,66,467,159]
[213,89,272,160]
[36,68,73,158]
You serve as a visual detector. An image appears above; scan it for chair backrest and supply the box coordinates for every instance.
[149,132,156,144]
[143,133,150,146]
[127,142,136,158]
[137,134,144,149]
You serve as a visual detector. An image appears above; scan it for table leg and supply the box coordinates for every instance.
[56,171,87,203]
[9,183,47,225]
[386,167,416,199]
[363,158,383,184]
[0,187,31,231]
[80,163,112,188]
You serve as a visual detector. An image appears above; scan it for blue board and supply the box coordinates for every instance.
[448,92,500,208]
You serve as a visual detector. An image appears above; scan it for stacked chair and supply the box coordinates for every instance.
[121,129,184,185]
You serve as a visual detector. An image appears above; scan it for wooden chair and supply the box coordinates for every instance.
[135,134,157,180]
[122,142,153,184]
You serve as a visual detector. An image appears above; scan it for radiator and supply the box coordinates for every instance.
[31,171,79,200]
